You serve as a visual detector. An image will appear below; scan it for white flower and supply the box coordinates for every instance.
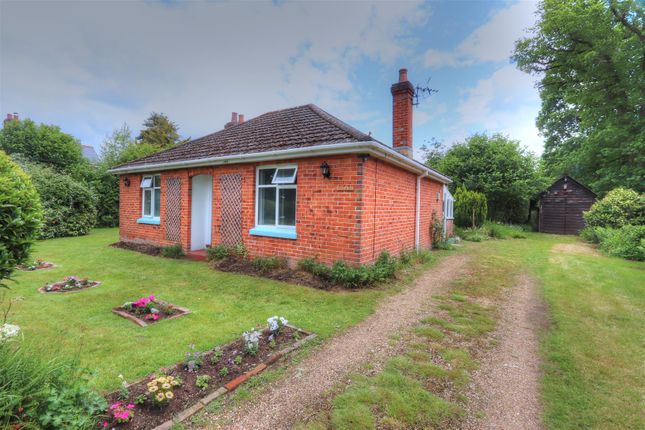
[0,323,20,342]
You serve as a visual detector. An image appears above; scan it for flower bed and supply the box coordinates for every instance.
[112,295,190,327]
[103,317,313,429]
[39,276,100,293]
[17,259,55,271]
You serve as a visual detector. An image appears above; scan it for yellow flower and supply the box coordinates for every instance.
[156,393,165,402]
[148,385,158,393]
[162,383,171,390]
[157,377,167,384]
[171,380,180,386]
[165,391,174,400]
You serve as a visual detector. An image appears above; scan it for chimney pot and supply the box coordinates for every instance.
[231,112,238,123]
[238,114,245,124]
[6,113,12,120]
[398,68,408,82]
[13,113,18,120]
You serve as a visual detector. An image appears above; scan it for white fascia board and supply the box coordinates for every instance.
[108,140,451,184]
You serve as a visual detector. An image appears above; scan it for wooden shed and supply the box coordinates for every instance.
[538,176,596,235]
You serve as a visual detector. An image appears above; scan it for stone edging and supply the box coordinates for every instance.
[112,301,191,327]
[38,281,101,294]
[151,326,317,430]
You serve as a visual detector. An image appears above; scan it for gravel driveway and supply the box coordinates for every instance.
[464,274,546,430]
[206,253,471,429]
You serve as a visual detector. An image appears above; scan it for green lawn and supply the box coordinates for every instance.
[465,234,644,429]
[7,228,388,391]
[295,234,644,430]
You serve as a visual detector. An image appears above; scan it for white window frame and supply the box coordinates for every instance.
[141,174,161,219]
[255,164,297,229]
[443,187,454,220]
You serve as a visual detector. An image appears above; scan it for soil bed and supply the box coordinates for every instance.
[104,326,307,429]
[111,241,161,256]
[112,300,190,327]
[212,257,333,290]
[17,260,55,271]
[39,278,100,293]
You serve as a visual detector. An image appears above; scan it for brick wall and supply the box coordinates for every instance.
[118,154,445,266]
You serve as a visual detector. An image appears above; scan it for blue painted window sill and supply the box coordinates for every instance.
[249,226,297,240]
[137,217,160,225]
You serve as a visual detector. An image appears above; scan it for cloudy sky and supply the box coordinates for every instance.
[0,0,542,160]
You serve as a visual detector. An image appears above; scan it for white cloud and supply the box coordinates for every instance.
[452,65,543,153]
[0,0,427,150]
[424,0,537,68]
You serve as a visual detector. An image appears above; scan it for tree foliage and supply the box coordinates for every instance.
[431,133,546,223]
[453,186,488,228]
[137,112,189,148]
[0,119,86,174]
[0,151,42,288]
[513,0,645,194]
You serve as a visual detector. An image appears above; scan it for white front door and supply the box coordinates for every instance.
[190,175,213,251]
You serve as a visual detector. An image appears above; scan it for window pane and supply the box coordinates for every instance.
[259,169,276,185]
[141,177,152,188]
[143,189,152,215]
[278,188,296,226]
[153,175,160,188]
[272,167,297,184]
[258,187,276,225]
[154,189,161,217]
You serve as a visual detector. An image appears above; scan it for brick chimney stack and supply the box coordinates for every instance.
[3,112,19,126]
[224,112,245,128]
[390,68,415,158]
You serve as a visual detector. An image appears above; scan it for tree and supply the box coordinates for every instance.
[0,151,42,288]
[513,0,645,195]
[433,133,546,223]
[137,112,188,148]
[0,119,86,174]
[419,138,446,170]
[453,187,488,228]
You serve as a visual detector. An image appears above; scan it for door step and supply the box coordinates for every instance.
[187,250,208,261]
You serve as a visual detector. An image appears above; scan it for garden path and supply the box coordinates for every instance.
[206,252,472,429]
[463,274,546,430]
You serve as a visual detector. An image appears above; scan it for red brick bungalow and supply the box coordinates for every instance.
[109,69,453,265]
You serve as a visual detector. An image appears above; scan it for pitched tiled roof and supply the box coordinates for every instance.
[115,104,372,169]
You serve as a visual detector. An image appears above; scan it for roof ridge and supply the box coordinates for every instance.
[306,104,372,141]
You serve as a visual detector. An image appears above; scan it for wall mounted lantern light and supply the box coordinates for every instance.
[124,177,131,187]
[320,161,331,179]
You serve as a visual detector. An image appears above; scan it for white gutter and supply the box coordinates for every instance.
[414,172,428,252]
[108,140,452,184]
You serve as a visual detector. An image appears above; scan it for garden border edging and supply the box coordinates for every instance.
[151,325,316,430]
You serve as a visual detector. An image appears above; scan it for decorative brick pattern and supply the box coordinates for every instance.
[165,177,182,242]
[219,174,243,246]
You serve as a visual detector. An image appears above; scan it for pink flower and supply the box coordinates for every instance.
[109,401,121,410]
[103,422,108,428]
[127,404,135,409]
[149,294,155,301]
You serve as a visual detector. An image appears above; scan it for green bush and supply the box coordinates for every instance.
[484,222,527,239]
[0,151,42,288]
[25,164,97,239]
[161,244,184,259]
[207,245,229,261]
[252,256,287,272]
[0,343,106,429]
[584,188,644,229]
[598,225,645,261]
[580,226,610,244]
[90,168,120,227]
[300,251,399,289]
[454,187,488,228]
